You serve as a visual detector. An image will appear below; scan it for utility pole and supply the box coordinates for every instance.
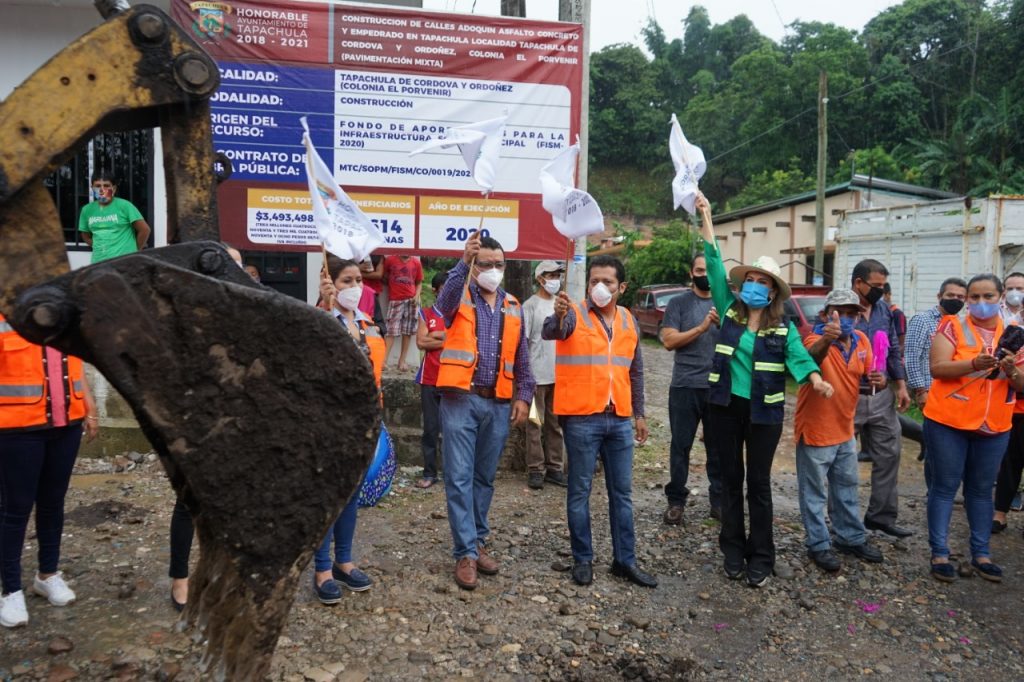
[813,70,828,286]
[560,0,591,303]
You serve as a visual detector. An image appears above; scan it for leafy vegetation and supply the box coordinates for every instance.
[588,0,1024,217]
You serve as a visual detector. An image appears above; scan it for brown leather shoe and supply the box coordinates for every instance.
[476,545,499,575]
[454,557,478,590]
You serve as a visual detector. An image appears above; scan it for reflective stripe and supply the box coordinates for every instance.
[504,305,522,319]
[725,308,740,321]
[959,318,977,347]
[72,380,83,392]
[708,372,720,383]
[610,356,632,367]
[364,327,382,338]
[754,361,785,372]
[758,326,789,337]
[556,355,610,366]
[618,306,630,330]
[577,303,595,329]
[503,361,515,374]
[440,349,475,363]
[715,344,735,356]
[0,384,44,398]
[763,392,785,404]
[0,321,12,333]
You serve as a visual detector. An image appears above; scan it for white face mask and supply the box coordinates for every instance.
[477,268,503,292]
[590,282,614,308]
[542,278,561,296]
[1007,289,1024,308]
[337,285,363,311]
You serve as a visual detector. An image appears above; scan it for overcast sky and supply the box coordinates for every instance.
[420,0,904,50]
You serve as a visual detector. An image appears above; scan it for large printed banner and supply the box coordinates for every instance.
[171,0,585,258]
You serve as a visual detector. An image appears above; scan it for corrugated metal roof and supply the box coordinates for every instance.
[713,174,959,223]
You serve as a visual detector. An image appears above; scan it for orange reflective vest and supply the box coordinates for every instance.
[924,315,1015,433]
[360,319,385,389]
[436,288,522,400]
[553,301,637,417]
[0,315,86,431]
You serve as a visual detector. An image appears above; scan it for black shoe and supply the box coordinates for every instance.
[834,541,884,563]
[709,506,722,522]
[527,472,544,490]
[724,563,744,580]
[746,569,770,588]
[610,561,658,588]
[864,519,913,538]
[809,549,842,573]
[571,561,593,586]
[170,593,186,613]
[544,470,568,487]
[992,520,1008,534]
[857,451,872,463]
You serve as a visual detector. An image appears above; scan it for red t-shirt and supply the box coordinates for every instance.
[384,255,422,301]
[416,306,446,386]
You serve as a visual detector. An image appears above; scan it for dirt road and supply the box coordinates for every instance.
[2,344,1022,680]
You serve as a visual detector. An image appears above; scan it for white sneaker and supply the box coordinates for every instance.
[33,573,76,606]
[1,590,29,627]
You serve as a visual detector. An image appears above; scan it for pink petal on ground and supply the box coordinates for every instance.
[847,624,857,635]
[959,636,972,645]
[947,610,957,618]
[713,623,728,633]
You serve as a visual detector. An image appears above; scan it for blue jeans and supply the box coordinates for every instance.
[440,392,510,560]
[796,438,866,551]
[924,418,1009,559]
[564,413,636,566]
[315,492,359,572]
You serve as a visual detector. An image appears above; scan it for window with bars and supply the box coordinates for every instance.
[43,130,154,249]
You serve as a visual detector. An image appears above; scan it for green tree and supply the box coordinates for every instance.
[618,221,702,305]
[725,159,814,211]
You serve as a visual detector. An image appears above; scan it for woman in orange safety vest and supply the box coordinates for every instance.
[0,316,98,628]
[923,273,1024,584]
[310,256,385,605]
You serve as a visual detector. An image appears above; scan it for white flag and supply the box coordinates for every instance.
[300,117,383,262]
[539,139,605,239]
[669,113,707,214]
[409,115,507,193]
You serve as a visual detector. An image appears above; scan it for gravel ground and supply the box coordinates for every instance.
[3,343,1024,681]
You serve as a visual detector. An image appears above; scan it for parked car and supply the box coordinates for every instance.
[785,285,831,338]
[631,284,687,339]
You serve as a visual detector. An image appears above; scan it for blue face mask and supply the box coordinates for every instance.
[739,281,771,309]
[969,301,1001,321]
[839,317,856,337]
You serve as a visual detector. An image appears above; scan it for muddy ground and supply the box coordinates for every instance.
[3,344,1024,681]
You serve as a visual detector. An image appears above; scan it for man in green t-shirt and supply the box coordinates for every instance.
[78,172,151,263]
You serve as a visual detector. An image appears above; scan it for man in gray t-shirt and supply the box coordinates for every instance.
[660,254,722,524]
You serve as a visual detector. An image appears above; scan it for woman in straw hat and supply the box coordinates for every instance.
[695,193,833,588]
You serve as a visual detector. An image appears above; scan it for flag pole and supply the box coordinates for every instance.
[320,242,334,312]
[464,191,491,296]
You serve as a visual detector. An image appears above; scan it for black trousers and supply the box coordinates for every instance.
[420,384,442,480]
[706,397,783,575]
[665,386,721,509]
[169,498,194,580]
[995,414,1024,513]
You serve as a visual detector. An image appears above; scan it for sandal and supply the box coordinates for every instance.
[415,477,436,489]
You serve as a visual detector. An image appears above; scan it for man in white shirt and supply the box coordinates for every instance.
[522,261,566,489]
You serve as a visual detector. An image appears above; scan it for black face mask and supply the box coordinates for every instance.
[692,275,710,291]
[863,285,885,305]
[939,299,965,315]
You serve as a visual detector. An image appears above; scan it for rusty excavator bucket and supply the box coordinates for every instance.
[0,3,379,679]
